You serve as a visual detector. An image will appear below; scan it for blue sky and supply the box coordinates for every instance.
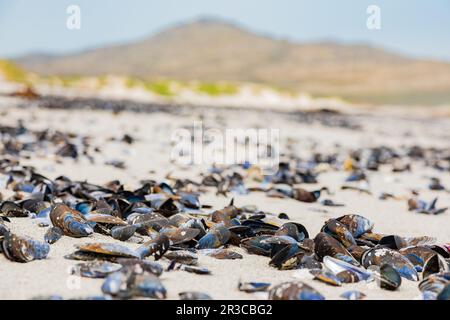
[0,0,449,61]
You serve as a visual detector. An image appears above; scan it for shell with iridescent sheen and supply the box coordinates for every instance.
[196,225,230,249]
[2,232,50,263]
[314,232,359,266]
[76,242,140,259]
[336,214,373,238]
[71,261,122,278]
[50,204,93,238]
[362,247,418,281]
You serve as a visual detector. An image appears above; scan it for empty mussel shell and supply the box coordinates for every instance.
[379,264,402,291]
[379,235,436,250]
[44,226,63,244]
[76,242,140,259]
[419,272,450,295]
[2,232,50,263]
[115,258,163,276]
[50,204,93,238]
[323,256,372,282]
[136,234,170,260]
[168,261,211,275]
[0,220,10,236]
[85,213,127,226]
[160,227,200,245]
[240,235,273,256]
[423,254,441,280]
[268,281,325,300]
[179,292,212,300]
[314,232,359,266]
[340,290,366,300]
[362,247,418,281]
[238,281,271,293]
[275,222,309,241]
[0,201,29,217]
[269,243,304,270]
[310,269,342,286]
[71,261,122,278]
[102,270,166,299]
[101,269,134,299]
[321,219,356,248]
[165,250,198,265]
[197,225,230,249]
[131,273,167,299]
[199,248,243,260]
[111,224,138,241]
[336,214,373,238]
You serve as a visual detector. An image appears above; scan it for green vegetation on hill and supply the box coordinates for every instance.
[144,80,174,96]
[196,82,238,96]
[0,60,28,83]
[125,77,240,97]
[61,75,82,87]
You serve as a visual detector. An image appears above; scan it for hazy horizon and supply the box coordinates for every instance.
[1,0,450,62]
[11,17,422,61]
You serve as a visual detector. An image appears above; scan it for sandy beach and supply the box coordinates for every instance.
[0,94,449,300]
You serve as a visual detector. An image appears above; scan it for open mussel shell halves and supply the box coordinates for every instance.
[422,254,444,280]
[314,232,359,266]
[362,247,419,281]
[400,245,443,272]
[437,284,450,300]
[275,222,309,241]
[240,235,273,256]
[197,225,230,249]
[269,242,304,270]
[323,256,373,282]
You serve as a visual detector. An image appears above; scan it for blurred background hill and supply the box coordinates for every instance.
[12,19,450,105]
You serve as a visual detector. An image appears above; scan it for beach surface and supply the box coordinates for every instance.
[0,96,449,300]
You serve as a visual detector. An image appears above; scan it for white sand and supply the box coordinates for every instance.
[0,99,449,300]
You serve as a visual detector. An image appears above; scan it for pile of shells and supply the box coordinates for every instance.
[1,116,449,300]
[0,157,449,300]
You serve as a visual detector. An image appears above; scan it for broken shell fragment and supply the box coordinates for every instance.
[44,226,63,244]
